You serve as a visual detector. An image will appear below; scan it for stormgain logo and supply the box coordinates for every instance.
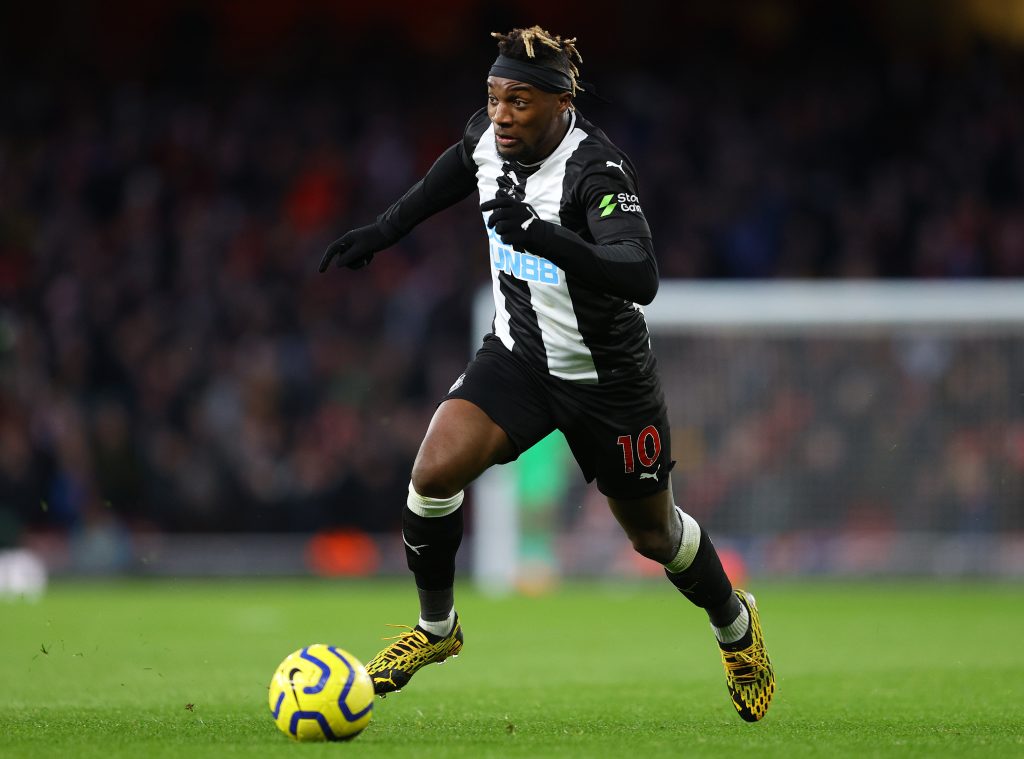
[489,230,560,285]
[599,192,643,217]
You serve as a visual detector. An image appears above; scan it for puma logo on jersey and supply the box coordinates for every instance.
[639,465,660,482]
[606,159,626,174]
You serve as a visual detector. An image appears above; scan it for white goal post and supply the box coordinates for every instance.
[470,281,1024,593]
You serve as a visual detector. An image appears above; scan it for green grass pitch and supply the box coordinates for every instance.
[2,579,1023,758]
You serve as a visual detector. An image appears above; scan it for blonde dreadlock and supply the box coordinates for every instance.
[491,26,584,96]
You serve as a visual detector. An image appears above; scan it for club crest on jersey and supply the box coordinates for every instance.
[488,229,560,285]
[598,192,643,217]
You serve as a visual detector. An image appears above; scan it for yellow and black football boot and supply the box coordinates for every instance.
[719,590,775,722]
[365,615,463,696]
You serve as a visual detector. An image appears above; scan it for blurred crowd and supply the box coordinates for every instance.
[0,81,485,539]
[661,334,1024,537]
[1,6,1023,546]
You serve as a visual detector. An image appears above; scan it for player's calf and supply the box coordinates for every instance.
[660,508,775,720]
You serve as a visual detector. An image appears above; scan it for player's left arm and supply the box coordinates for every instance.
[481,161,658,304]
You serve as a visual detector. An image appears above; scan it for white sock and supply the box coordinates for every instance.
[418,608,455,638]
[663,507,701,573]
[713,602,750,644]
[407,482,464,517]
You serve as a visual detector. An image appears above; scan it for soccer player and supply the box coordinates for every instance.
[319,26,775,722]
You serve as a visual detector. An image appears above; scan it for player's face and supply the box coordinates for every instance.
[486,77,572,164]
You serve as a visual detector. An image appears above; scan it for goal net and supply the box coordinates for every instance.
[470,281,1024,591]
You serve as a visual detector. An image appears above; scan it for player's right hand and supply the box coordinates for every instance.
[318,224,396,272]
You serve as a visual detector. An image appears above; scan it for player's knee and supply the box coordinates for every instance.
[410,459,463,500]
[627,529,676,565]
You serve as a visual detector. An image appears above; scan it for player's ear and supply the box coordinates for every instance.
[556,92,573,114]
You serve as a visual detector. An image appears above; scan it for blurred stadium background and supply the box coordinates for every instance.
[2,0,1024,594]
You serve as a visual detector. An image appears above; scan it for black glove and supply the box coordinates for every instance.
[481,195,552,252]
[318,223,399,272]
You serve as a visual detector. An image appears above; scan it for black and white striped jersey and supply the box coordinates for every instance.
[460,107,656,384]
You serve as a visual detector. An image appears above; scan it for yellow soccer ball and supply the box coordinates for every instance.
[268,644,374,741]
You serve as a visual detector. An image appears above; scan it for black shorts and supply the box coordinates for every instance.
[444,335,672,499]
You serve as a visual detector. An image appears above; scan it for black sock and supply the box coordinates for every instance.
[664,528,739,626]
[416,587,454,624]
[403,507,463,619]
[706,592,743,629]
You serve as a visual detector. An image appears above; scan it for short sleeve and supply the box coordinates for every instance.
[574,157,652,244]
[460,107,491,171]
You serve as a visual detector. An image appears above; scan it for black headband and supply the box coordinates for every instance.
[488,54,574,94]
